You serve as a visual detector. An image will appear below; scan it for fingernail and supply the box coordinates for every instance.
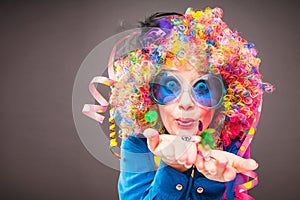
[224,176,232,182]
[184,164,193,168]
[249,159,258,169]
[177,160,185,165]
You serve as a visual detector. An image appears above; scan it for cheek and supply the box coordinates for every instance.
[158,105,167,120]
[158,105,173,128]
[199,109,215,129]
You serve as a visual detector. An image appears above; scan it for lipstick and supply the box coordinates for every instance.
[176,118,195,129]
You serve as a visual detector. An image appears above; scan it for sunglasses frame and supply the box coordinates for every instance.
[149,70,227,109]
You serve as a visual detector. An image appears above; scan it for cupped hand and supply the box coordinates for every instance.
[195,149,258,182]
[143,128,200,172]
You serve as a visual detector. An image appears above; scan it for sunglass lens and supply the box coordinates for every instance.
[151,72,181,104]
[192,75,223,108]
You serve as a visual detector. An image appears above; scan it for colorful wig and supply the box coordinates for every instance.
[108,7,272,146]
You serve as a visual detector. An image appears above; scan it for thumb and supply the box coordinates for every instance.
[143,128,160,152]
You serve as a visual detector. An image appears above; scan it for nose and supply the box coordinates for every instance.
[178,90,195,110]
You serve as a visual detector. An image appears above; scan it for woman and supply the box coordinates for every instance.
[84,7,273,200]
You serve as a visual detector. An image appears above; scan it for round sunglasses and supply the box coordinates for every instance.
[150,70,226,109]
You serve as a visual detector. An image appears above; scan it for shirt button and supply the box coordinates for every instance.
[197,187,204,194]
[176,184,183,191]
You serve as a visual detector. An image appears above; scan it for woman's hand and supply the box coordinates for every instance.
[195,149,258,182]
[143,128,200,172]
[143,128,258,179]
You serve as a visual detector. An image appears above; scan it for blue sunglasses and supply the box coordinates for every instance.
[150,70,226,109]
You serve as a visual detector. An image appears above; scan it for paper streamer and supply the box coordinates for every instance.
[234,96,262,199]
[82,76,114,123]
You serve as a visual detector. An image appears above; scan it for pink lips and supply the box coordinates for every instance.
[176,118,195,129]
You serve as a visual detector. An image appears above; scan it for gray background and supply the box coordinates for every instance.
[1,0,299,199]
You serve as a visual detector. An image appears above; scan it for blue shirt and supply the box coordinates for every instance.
[118,136,247,200]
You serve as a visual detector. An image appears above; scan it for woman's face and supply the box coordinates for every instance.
[157,66,215,136]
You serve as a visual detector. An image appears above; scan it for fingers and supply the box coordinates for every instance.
[215,159,228,179]
[195,155,204,171]
[183,142,197,168]
[226,154,258,173]
[195,149,258,182]
[143,128,160,152]
[195,158,235,182]
[176,135,199,165]
[175,143,187,164]
[174,137,197,167]
[144,131,199,168]
[155,139,175,161]
[210,150,258,172]
[223,163,236,181]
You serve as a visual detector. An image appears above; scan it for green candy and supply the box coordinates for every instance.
[200,128,216,149]
[144,110,158,123]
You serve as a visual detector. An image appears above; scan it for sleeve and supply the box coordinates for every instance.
[118,136,156,200]
[142,161,191,200]
[118,136,191,200]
